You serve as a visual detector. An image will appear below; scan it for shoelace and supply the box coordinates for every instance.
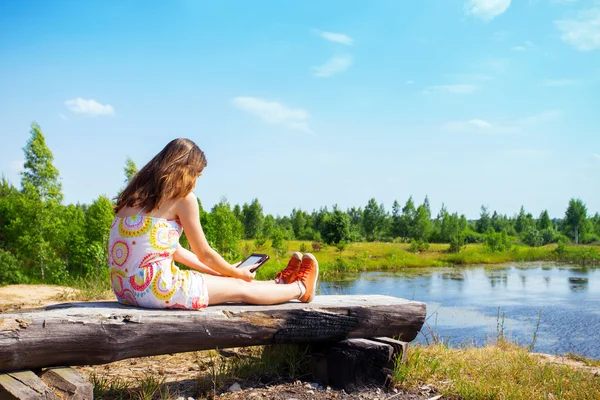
[295,259,313,283]
[276,258,301,281]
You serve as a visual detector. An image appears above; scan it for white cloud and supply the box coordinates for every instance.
[444,110,561,134]
[468,119,493,129]
[59,113,68,121]
[65,98,115,116]
[406,80,414,85]
[319,31,353,46]
[232,97,312,134]
[511,45,526,51]
[427,84,479,94]
[555,8,600,51]
[465,0,511,21]
[313,55,353,77]
[592,153,600,160]
[540,78,576,86]
[511,41,534,52]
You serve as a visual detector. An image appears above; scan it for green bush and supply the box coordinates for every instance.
[409,239,430,253]
[463,230,485,244]
[539,228,556,245]
[521,227,543,247]
[485,229,511,252]
[0,249,27,285]
[448,235,464,253]
[581,233,600,245]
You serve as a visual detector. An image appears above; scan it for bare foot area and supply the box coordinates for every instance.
[0,284,77,311]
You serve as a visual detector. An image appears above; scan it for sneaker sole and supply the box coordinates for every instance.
[303,253,319,303]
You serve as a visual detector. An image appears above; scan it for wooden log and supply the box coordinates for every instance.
[370,337,409,364]
[0,295,425,372]
[39,368,92,400]
[311,339,396,392]
[0,371,57,400]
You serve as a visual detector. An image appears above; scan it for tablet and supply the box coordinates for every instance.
[237,253,270,273]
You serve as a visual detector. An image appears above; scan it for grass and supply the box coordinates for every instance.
[54,273,113,302]
[394,342,600,400]
[248,240,600,280]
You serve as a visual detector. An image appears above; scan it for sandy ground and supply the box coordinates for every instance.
[2,284,598,399]
[0,284,77,311]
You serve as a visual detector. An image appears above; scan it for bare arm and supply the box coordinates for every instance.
[175,192,255,281]
[173,244,222,276]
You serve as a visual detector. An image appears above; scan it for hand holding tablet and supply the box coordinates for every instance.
[236,253,270,273]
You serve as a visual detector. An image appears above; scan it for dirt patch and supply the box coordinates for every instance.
[533,353,600,375]
[76,352,435,399]
[0,284,77,311]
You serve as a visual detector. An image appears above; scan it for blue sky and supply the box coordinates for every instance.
[1,0,599,219]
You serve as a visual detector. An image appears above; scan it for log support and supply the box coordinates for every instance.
[310,337,408,392]
[0,368,91,400]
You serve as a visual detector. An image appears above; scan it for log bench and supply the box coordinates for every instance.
[0,295,426,398]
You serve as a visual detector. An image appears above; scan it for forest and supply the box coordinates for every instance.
[1,123,599,285]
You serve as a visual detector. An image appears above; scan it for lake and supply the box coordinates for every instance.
[319,262,600,359]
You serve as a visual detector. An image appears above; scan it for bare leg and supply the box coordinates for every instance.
[248,279,278,285]
[204,274,301,305]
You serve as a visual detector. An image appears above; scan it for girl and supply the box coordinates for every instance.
[108,138,318,310]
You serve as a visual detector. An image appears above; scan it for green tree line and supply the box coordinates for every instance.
[1,123,599,285]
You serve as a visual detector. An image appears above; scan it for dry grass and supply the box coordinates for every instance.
[395,342,600,400]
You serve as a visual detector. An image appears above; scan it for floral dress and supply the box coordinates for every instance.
[107,215,209,309]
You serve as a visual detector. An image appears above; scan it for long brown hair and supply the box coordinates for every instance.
[115,138,207,213]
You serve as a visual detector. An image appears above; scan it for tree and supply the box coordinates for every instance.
[18,123,65,281]
[514,206,534,234]
[362,198,387,241]
[261,214,276,239]
[399,196,416,239]
[84,196,115,244]
[242,199,264,239]
[21,123,62,203]
[564,198,587,244]
[423,196,431,218]
[537,210,552,231]
[206,198,243,258]
[347,206,363,240]
[0,176,20,252]
[390,200,402,238]
[290,208,307,239]
[476,205,491,234]
[123,157,138,184]
[322,207,351,245]
[413,205,432,242]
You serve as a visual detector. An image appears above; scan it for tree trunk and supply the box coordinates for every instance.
[0,295,425,372]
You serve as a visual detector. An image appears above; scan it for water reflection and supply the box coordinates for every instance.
[319,262,600,359]
[568,277,588,292]
[485,270,508,288]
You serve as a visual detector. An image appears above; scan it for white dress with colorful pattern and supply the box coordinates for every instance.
[107,215,209,310]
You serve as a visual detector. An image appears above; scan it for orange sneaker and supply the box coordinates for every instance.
[296,253,319,303]
[274,252,302,284]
